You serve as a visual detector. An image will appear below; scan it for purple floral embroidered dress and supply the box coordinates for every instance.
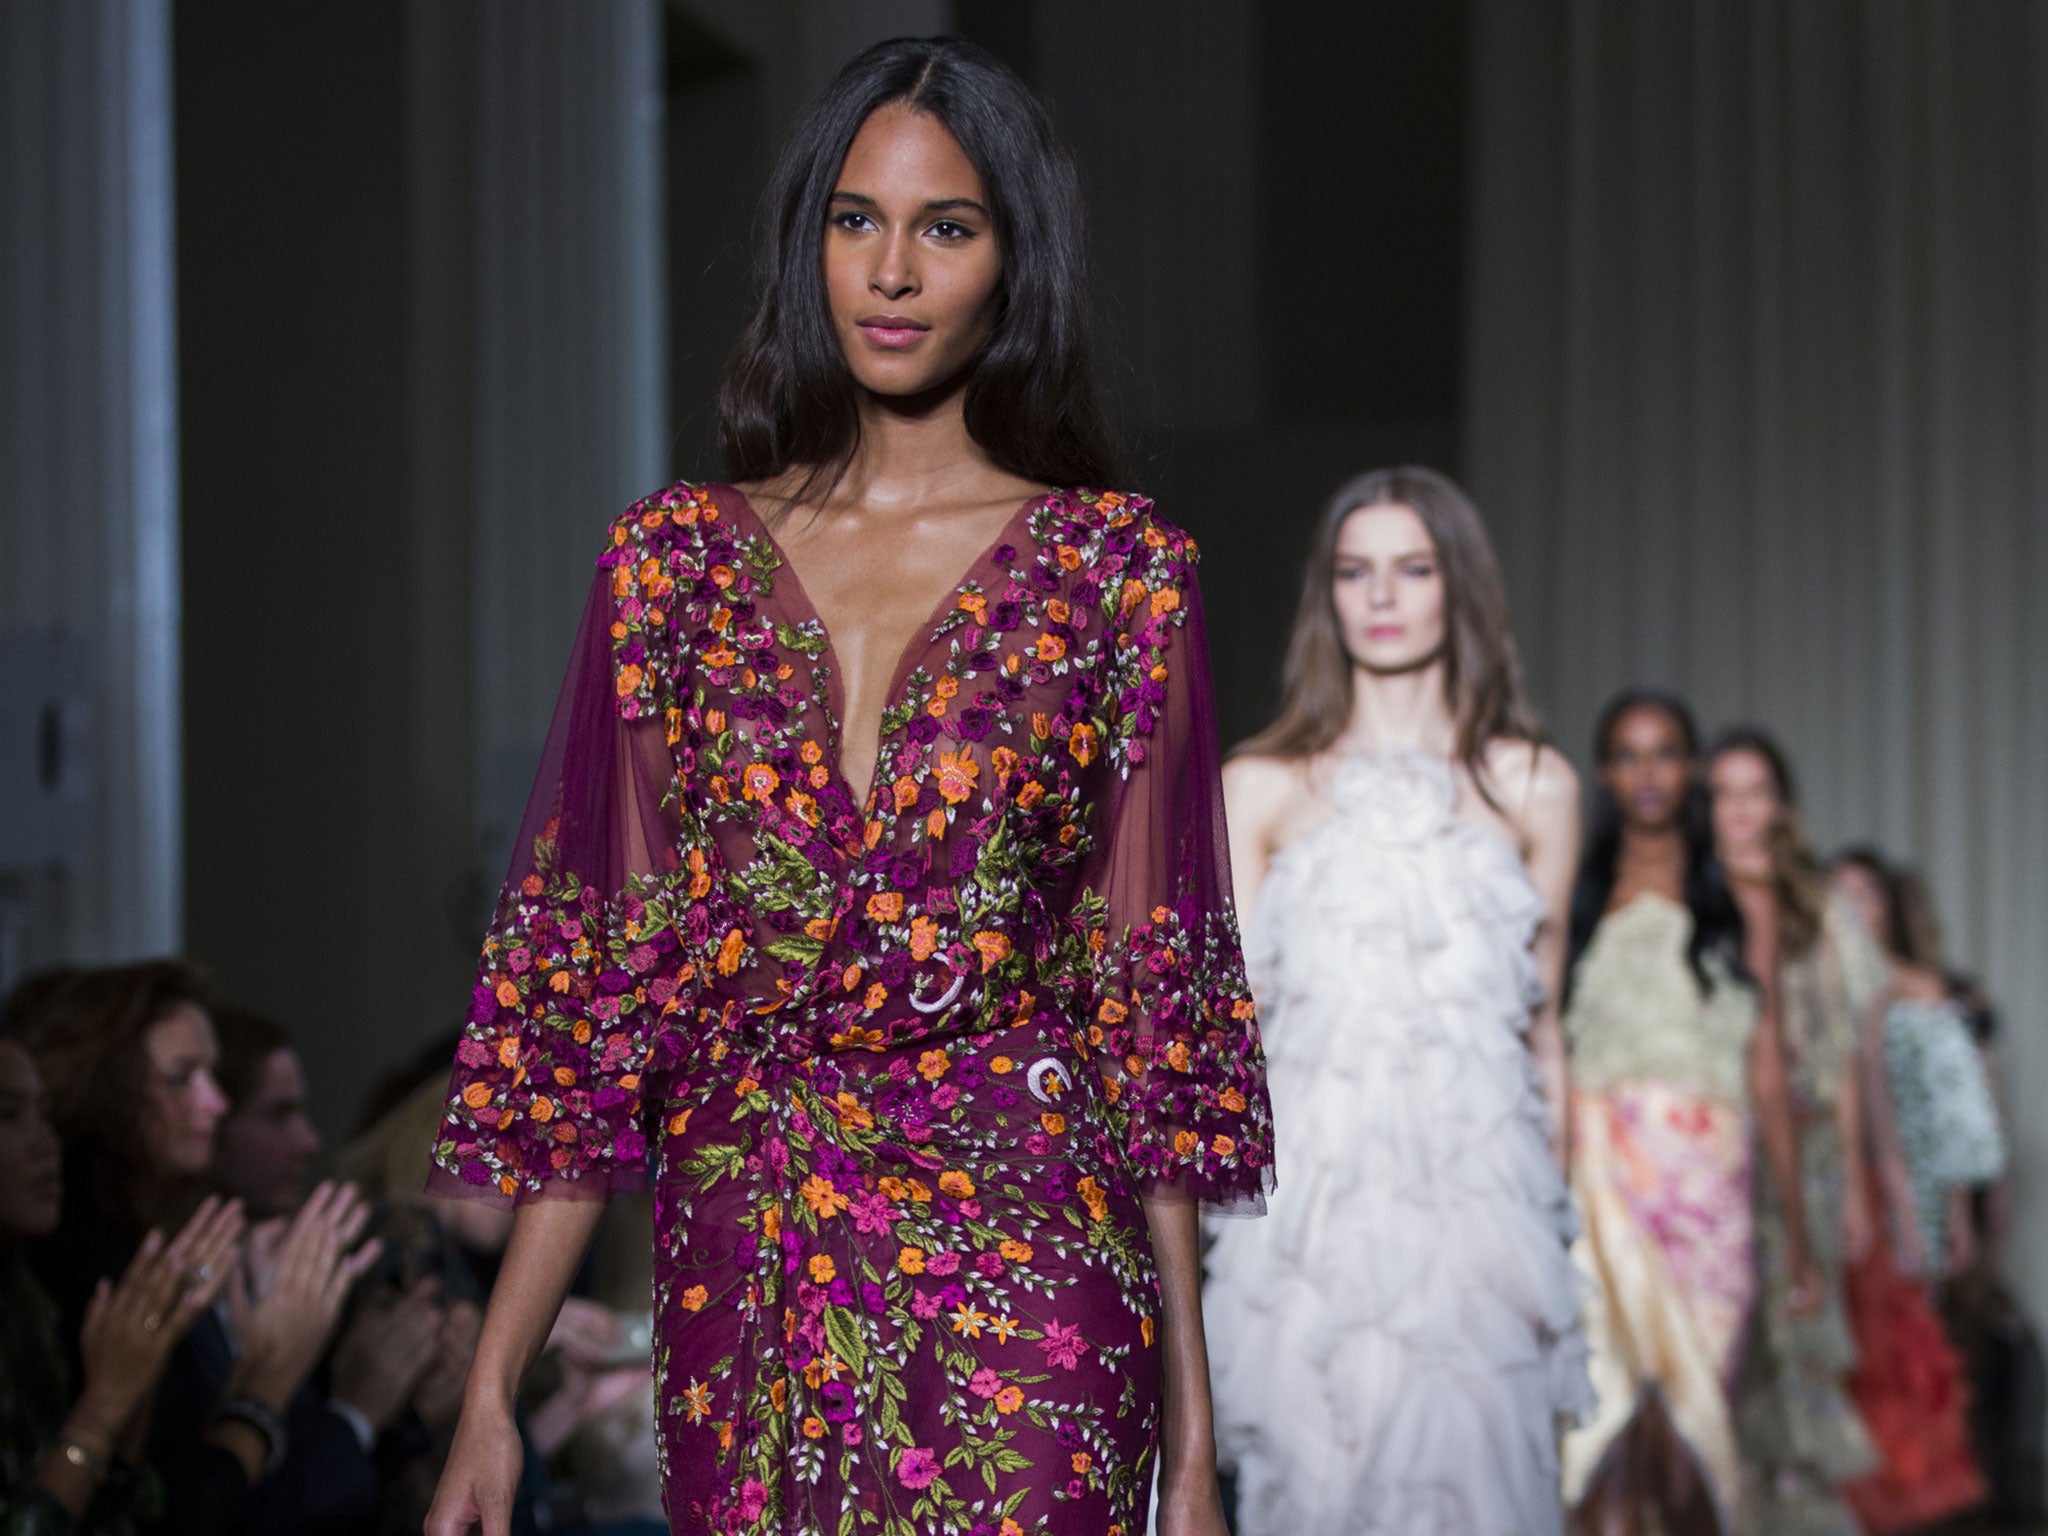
[431,481,1274,1536]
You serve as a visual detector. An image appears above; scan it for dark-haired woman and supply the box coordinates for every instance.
[1830,851,1994,1533]
[425,37,1272,1536]
[18,963,388,1535]
[1200,469,1589,1535]
[2,1033,242,1535]
[1706,732,1881,1536]
[1560,696,1818,1536]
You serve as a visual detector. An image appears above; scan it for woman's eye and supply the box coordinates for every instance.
[928,220,973,241]
[830,210,874,233]
[1402,563,1436,580]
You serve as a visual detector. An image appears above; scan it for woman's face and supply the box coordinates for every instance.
[1833,860,1890,950]
[1330,502,1447,674]
[1708,747,1780,862]
[143,1005,230,1176]
[823,102,1003,401]
[213,1048,321,1220]
[0,1041,63,1238]
[1600,704,1693,833]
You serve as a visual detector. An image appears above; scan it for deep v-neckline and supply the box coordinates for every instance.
[714,483,1049,810]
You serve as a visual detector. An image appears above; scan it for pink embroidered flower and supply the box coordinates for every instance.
[895,1446,940,1489]
[1039,1318,1090,1371]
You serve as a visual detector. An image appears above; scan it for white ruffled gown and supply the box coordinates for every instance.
[1204,750,1592,1536]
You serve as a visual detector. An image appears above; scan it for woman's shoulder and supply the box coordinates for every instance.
[1476,738,1578,832]
[600,478,739,564]
[1042,487,1193,568]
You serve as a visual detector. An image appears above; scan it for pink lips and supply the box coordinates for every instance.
[856,315,929,349]
[1367,625,1405,641]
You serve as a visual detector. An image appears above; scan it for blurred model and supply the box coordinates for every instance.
[1706,731,1881,1535]
[1204,467,1591,1536]
[1561,695,1818,1536]
[425,37,1272,1536]
[1831,849,1996,1533]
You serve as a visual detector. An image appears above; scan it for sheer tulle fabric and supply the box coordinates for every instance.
[431,482,1272,1533]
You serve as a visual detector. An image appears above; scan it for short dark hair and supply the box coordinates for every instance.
[719,36,1121,494]
[212,1007,294,1116]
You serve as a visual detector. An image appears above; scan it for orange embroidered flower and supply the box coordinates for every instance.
[1150,586,1181,617]
[530,1097,555,1123]
[801,1176,849,1218]
[705,709,727,733]
[521,873,543,897]
[709,564,736,589]
[1039,1112,1065,1136]
[1056,544,1083,570]
[1035,633,1066,662]
[909,915,940,961]
[552,1066,576,1087]
[1071,1451,1094,1475]
[802,1417,825,1440]
[972,931,1012,972]
[834,1092,873,1130]
[936,751,979,805]
[1097,998,1128,1025]
[716,928,746,975]
[761,1205,780,1240]
[679,1284,708,1312]
[938,1170,976,1199]
[1068,722,1098,765]
[866,891,903,923]
[668,1109,694,1136]
[990,1056,1014,1074]
[614,664,643,698]
[898,1246,926,1275]
[1046,598,1071,624]
[808,1255,836,1284]
[994,1386,1024,1414]
[893,777,919,812]
[926,808,947,838]
[934,674,959,700]
[496,1036,520,1067]
[1141,1315,1156,1347]
[1015,781,1044,810]
[1212,1134,1237,1156]
[462,1082,492,1110]
[990,746,1020,783]
[740,763,779,801]
[1219,1086,1247,1113]
[1165,1040,1192,1071]
[494,980,520,1009]
[878,1177,910,1201]
[863,982,889,1011]
[1173,1130,1199,1157]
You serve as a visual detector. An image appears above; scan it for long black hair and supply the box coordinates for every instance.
[1568,690,1749,995]
[718,36,1121,495]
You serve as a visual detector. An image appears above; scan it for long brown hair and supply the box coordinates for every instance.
[1237,466,1540,789]
[1707,727,1826,957]
[13,960,214,1235]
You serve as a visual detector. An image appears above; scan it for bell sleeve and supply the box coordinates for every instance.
[1082,529,1275,1214]
[429,547,688,1204]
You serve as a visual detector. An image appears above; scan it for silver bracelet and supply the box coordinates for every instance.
[214,1394,289,1477]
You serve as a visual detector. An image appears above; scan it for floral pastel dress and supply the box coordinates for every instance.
[1561,894,1759,1533]
[431,482,1274,1536]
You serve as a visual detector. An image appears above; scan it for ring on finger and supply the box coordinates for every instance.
[142,1314,163,1332]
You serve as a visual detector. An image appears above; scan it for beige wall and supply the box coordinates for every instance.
[1467,0,2048,1326]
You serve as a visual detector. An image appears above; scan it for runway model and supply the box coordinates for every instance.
[1707,730,1880,1535]
[425,39,1273,1536]
[1561,695,1818,1536]
[1204,467,1591,1536]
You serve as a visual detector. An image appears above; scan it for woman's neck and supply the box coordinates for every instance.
[1332,660,1455,757]
[1722,843,1773,883]
[824,383,1003,514]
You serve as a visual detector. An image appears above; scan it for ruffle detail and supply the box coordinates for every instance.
[1205,751,1591,1536]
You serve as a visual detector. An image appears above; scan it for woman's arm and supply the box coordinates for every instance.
[1835,1050,1875,1260]
[1219,756,1288,918]
[1141,1194,1229,1536]
[1511,745,1580,1174]
[425,1198,608,1536]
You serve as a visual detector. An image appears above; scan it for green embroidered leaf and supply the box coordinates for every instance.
[765,934,827,965]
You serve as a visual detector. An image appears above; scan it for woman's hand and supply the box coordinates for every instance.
[423,1395,524,1536]
[74,1195,244,1434]
[228,1181,384,1411]
[329,1276,445,1435]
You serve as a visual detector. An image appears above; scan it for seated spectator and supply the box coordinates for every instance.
[15,963,383,1535]
[211,1008,448,1535]
[2,1029,240,1532]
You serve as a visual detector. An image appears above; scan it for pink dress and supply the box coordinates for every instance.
[431,482,1274,1535]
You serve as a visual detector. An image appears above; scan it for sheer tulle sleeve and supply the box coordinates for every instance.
[429,550,688,1204]
[1083,531,1274,1213]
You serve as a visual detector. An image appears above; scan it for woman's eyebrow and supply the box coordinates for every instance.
[828,189,989,217]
